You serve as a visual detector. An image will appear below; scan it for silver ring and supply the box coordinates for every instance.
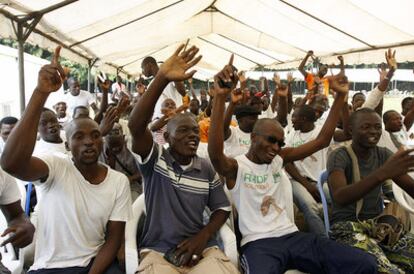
[191,254,198,261]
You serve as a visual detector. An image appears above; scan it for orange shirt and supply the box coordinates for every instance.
[199,117,237,143]
[305,73,329,96]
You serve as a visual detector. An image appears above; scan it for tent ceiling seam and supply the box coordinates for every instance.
[279,0,374,48]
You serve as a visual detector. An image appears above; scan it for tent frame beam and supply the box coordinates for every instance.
[0,0,79,114]
[279,0,374,48]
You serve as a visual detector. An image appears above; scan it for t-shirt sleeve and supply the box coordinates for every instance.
[0,170,20,205]
[132,143,160,177]
[327,147,349,175]
[207,173,231,212]
[32,154,59,189]
[109,173,132,222]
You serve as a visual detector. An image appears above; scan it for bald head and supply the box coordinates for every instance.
[252,118,283,135]
[64,118,100,141]
[166,112,197,134]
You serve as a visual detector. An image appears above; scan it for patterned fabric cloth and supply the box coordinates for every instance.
[330,220,414,274]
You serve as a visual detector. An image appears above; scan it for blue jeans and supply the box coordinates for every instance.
[291,179,326,237]
[240,232,377,274]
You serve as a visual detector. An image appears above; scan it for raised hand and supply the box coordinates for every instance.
[377,148,414,181]
[158,44,202,82]
[238,71,247,83]
[213,54,239,96]
[231,89,243,104]
[377,63,388,82]
[99,79,111,93]
[99,106,119,136]
[329,73,349,95]
[36,46,66,93]
[287,72,295,83]
[337,55,344,62]
[116,95,130,116]
[385,48,397,70]
[307,50,314,57]
[273,72,281,85]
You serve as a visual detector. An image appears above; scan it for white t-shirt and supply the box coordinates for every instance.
[285,125,330,181]
[259,108,274,119]
[152,82,182,119]
[30,155,131,270]
[378,127,410,153]
[63,90,95,117]
[0,167,20,205]
[0,139,4,155]
[33,138,69,158]
[224,127,251,158]
[231,155,297,246]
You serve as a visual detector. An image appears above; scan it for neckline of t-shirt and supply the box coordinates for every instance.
[72,160,111,187]
[241,154,273,171]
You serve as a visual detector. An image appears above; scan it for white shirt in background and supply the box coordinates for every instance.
[285,125,330,181]
[0,167,21,205]
[30,155,131,271]
[224,127,251,158]
[63,90,95,118]
[152,82,182,119]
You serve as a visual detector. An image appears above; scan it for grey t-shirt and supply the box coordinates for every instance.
[327,146,393,224]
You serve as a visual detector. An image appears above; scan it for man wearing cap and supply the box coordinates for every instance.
[223,104,260,158]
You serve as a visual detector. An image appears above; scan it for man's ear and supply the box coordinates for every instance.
[65,141,70,152]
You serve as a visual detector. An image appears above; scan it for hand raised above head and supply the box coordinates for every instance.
[276,83,288,97]
[158,44,202,82]
[36,46,66,93]
[385,48,397,70]
[213,54,239,96]
[329,73,349,95]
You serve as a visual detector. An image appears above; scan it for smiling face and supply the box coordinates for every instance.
[384,111,403,133]
[39,110,61,143]
[66,118,103,166]
[250,119,285,164]
[164,114,200,158]
[351,111,382,149]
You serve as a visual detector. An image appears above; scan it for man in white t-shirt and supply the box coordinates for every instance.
[1,47,131,274]
[208,61,376,274]
[111,76,129,103]
[285,105,328,237]
[64,77,97,118]
[141,56,186,119]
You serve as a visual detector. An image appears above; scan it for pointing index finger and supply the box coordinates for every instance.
[52,46,61,65]
[228,54,234,66]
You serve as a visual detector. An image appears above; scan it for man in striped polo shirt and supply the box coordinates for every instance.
[129,45,238,274]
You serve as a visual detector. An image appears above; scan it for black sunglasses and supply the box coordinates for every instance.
[255,133,285,147]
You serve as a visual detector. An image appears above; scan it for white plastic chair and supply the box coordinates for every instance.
[124,195,238,274]
[392,182,414,233]
[316,170,330,236]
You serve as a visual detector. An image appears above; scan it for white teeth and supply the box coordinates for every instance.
[368,137,376,142]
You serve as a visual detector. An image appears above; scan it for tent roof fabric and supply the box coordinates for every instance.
[1,0,413,79]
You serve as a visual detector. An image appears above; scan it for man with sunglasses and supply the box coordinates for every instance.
[208,57,377,274]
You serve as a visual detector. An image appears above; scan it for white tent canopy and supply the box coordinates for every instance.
[0,0,413,78]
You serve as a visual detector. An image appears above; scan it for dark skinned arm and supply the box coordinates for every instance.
[285,163,320,202]
[1,201,35,248]
[334,98,352,142]
[1,47,64,181]
[174,81,186,97]
[88,221,125,274]
[299,51,313,78]
[208,57,239,190]
[276,84,288,127]
[404,100,414,131]
[94,80,110,124]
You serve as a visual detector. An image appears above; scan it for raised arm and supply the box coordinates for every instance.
[404,97,414,131]
[223,88,243,140]
[94,79,110,124]
[128,45,201,158]
[270,73,280,113]
[361,49,396,113]
[208,55,239,189]
[0,47,64,181]
[299,50,313,78]
[275,83,288,127]
[287,72,295,113]
[280,73,348,163]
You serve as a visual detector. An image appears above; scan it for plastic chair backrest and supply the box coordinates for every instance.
[317,170,330,236]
